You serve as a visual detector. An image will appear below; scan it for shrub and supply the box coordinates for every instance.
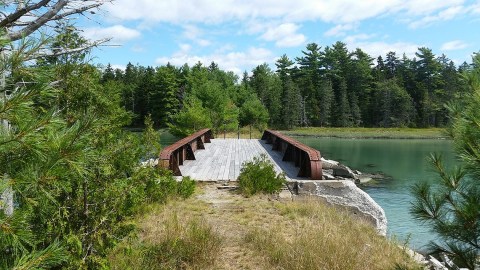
[238,154,286,196]
[134,167,196,204]
[176,176,196,198]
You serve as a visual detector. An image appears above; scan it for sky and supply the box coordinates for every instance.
[78,0,480,76]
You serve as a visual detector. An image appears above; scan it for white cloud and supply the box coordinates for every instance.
[344,33,375,44]
[408,5,465,28]
[155,46,274,76]
[82,25,141,43]
[111,64,126,71]
[345,35,421,58]
[324,23,357,37]
[441,40,469,51]
[182,25,211,47]
[105,0,465,25]
[261,23,306,47]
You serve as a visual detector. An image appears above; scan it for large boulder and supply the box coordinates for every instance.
[333,164,357,179]
[289,180,387,235]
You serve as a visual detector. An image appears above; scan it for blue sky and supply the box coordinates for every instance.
[79,0,480,76]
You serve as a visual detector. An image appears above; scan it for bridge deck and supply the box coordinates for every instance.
[178,139,306,181]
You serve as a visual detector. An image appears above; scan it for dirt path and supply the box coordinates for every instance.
[196,184,267,270]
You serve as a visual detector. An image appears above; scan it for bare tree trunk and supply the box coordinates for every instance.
[1,51,13,216]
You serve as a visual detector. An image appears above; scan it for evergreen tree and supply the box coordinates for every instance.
[411,68,480,269]
[168,96,212,136]
[333,79,352,127]
[240,94,270,131]
[348,48,374,126]
[374,79,414,127]
[318,79,334,126]
[385,51,400,79]
[276,55,301,129]
[415,47,442,127]
[296,43,324,126]
[152,65,179,125]
[102,63,116,83]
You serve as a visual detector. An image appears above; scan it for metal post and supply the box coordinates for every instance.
[223,123,226,139]
[249,125,252,139]
[237,125,240,139]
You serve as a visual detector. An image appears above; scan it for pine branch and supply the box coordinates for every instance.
[12,242,68,270]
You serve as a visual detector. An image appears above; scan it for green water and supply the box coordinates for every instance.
[293,136,456,250]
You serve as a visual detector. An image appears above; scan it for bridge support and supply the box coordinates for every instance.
[262,130,322,180]
[159,129,213,176]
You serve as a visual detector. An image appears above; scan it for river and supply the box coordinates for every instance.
[292,136,456,251]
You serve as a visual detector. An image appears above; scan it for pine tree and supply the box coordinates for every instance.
[276,55,301,129]
[411,68,480,269]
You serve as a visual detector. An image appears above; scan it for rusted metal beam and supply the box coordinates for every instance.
[261,129,323,180]
[159,129,214,176]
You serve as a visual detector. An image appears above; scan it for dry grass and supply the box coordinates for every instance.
[108,184,422,270]
[108,200,221,270]
[245,200,422,270]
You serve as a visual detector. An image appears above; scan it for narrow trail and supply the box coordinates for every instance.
[196,184,267,270]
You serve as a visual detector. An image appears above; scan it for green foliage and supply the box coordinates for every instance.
[374,79,415,127]
[0,30,196,269]
[240,94,269,131]
[168,96,212,137]
[238,154,286,196]
[142,114,162,159]
[104,41,470,129]
[410,67,480,269]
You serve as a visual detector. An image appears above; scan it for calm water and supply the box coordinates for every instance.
[293,136,456,250]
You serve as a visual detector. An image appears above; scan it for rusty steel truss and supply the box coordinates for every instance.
[261,129,323,180]
[159,129,213,176]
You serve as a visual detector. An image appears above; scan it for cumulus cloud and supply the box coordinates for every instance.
[82,25,141,43]
[344,34,421,58]
[325,23,358,37]
[261,23,306,47]
[408,5,465,28]
[105,0,466,24]
[441,40,469,51]
[182,25,211,46]
[155,46,274,76]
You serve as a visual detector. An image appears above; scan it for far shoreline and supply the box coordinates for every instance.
[280,127,450,140]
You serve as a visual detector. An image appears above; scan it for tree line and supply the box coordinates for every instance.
[103,41,475,134]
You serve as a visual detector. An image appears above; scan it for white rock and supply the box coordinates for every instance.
[293,180,387,235]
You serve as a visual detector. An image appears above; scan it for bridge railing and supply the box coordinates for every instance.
[261,129,322,180]
[159,128,213,176]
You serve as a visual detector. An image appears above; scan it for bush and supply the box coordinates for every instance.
[237,154,286,196]
[134,167,196,204]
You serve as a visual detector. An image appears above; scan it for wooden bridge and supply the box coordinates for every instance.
[159,129,323,181]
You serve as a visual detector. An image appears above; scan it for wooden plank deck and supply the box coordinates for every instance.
[178,139,308,181]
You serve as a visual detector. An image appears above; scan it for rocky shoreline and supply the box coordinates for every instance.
[283,158,388,236]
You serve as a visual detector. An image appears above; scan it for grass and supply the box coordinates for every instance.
[282,127,448,139]
[108,184,422,270]
[108,200,222,270]
[219,125,264,139]
[246,200,422,270]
